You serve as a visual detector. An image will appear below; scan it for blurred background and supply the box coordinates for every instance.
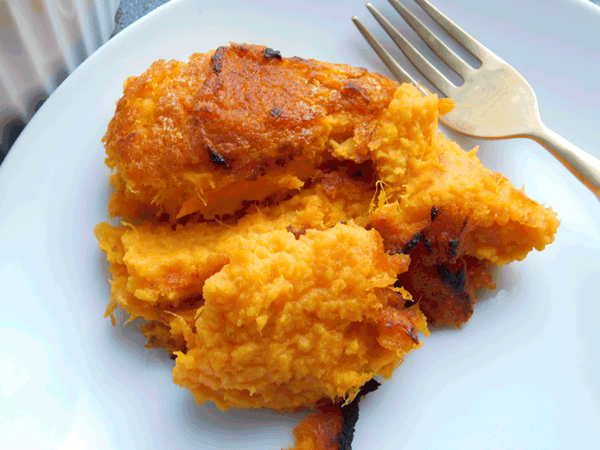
[0,0,171,165]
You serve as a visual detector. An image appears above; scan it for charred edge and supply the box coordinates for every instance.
[286,225,306,240]
[339,379,381,450]
[264,47,282,59]
[211,46,225,74]
[254,162,268,178]
[211,46,225,62]
[270,107,282,117]
[423,237,433,254]
[403,231,425,253]
[208,147,228,167]
[394,279,415,307]
[436,265,466,293]
[359,378,381,397]
[430,206,438,221]
[405,326,419,344]
[232,43,248,52]
[448,238,460,259]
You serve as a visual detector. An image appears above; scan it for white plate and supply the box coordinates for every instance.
[1,0,599,448]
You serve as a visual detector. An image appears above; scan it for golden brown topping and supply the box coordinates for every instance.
[104,43,398,220]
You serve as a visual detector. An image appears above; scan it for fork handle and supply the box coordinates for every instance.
[529,125,600,199]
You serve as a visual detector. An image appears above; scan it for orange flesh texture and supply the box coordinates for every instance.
[103,43,398,220]
[173,224,426,411]
[367,85,559,267]
[94,178,374,324]
[96,217,427,411]
[96,44,560,412]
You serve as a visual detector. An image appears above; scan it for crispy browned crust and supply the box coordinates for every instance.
[287,403,343,450]
[373,206,496,326]
[399,256,495,327]
[287,378,382,450]
[104,43,398,220]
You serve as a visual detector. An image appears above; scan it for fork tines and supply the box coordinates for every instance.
[352,0,499,96]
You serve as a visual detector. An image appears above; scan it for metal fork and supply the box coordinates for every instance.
[352,0,600,198]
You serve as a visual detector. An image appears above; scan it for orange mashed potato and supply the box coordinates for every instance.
[95,44,559,429]
[95,185,427,411]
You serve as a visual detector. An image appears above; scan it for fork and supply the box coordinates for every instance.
[352,0,600,198]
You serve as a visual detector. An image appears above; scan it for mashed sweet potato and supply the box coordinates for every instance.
[95,43,559,444]
[95,185,427,411]
[173,223,426,411]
